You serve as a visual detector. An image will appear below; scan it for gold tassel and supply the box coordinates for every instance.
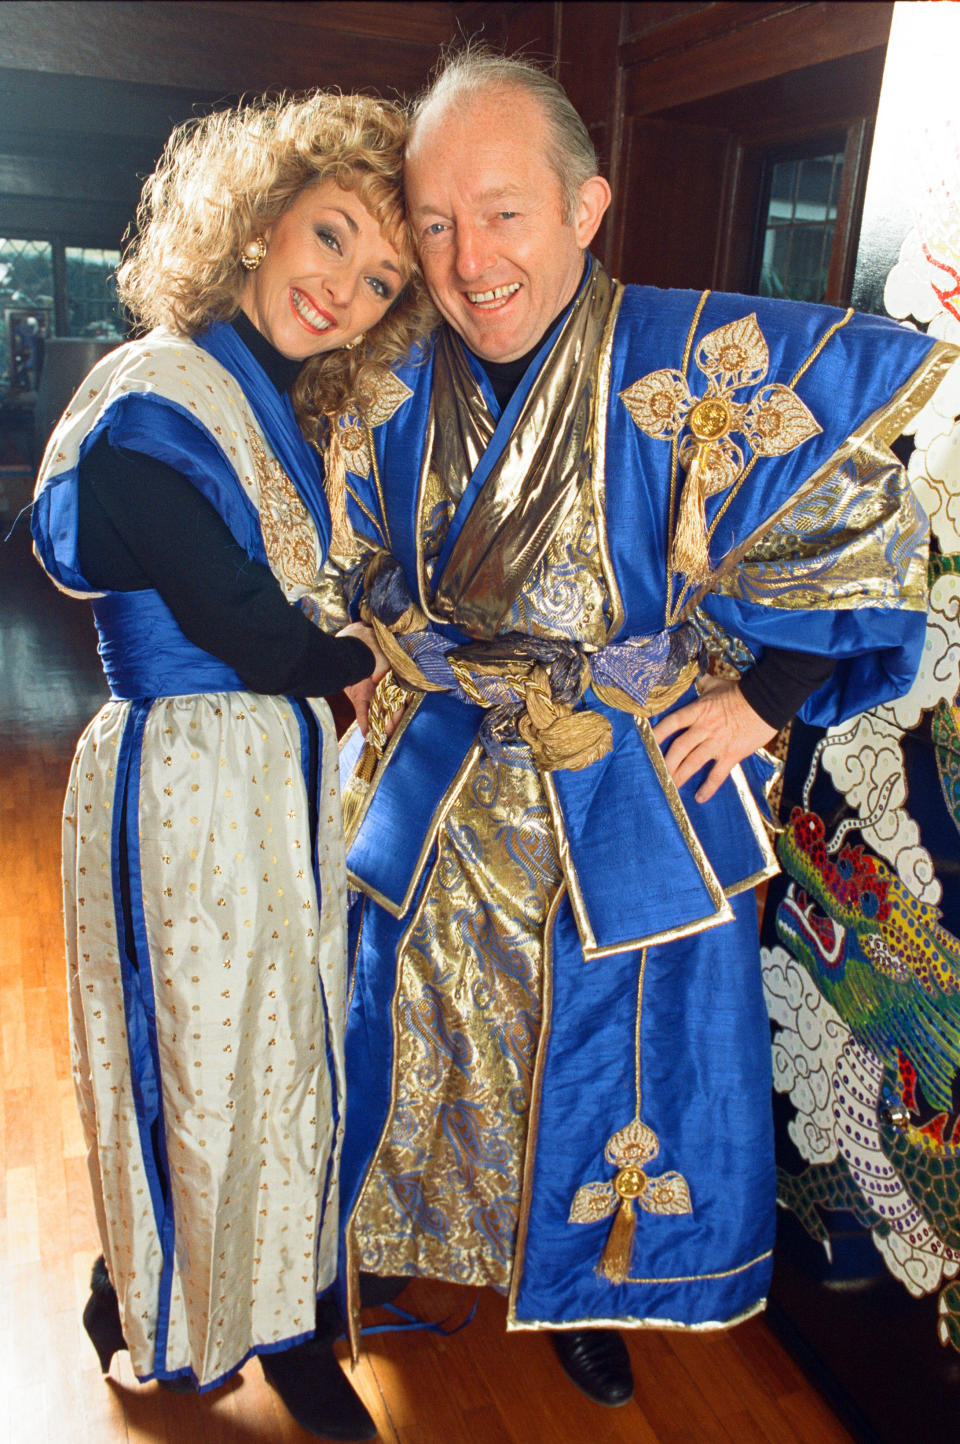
[322,418,352,557]
[340,744,379,847]
[596,1198,636,1284]
[671,443,712,584]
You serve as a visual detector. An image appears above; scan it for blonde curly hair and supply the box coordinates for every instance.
[118,90,436,427]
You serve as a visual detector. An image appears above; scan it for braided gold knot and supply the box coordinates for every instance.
[517,665,612,771]
[367,672,409,758]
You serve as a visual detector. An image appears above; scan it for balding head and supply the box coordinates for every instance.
[408,47,601,226]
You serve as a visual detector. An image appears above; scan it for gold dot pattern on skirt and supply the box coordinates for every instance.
[65,689,347,1386]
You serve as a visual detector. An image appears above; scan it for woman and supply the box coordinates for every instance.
[31,92,432,1439]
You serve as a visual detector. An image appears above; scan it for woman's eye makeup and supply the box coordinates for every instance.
[316,226,342,252]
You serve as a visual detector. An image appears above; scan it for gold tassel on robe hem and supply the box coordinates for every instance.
[597,1196,638,1285]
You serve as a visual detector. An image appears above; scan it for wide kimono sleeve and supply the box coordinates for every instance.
[607,289,959,727]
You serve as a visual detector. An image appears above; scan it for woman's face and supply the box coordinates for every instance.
[239,180,406,359]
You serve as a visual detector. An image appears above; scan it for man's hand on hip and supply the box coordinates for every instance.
[650,676,777,803]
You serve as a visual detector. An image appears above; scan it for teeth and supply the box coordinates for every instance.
[467,283,521,304]
[291,288,332,330]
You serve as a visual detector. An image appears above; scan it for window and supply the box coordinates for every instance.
[755,149,845,303]
[0,235,125,392]
[65,246,123,339]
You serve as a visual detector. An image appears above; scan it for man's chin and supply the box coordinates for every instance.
[459,317,532,364]
[439,298,527,362]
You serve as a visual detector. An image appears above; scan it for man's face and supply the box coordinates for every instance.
[406,90,592,363]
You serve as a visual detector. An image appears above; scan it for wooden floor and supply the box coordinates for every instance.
[0,492,854,1444]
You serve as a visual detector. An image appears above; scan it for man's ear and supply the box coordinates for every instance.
[574,175,612,249]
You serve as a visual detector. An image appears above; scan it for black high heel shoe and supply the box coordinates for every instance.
[82,1254,195,1392]
[82,1255,126,1373]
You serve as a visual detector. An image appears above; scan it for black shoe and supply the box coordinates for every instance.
[82,1254,196,1390]
[359,1272,409,1309]
[550,1328,634,1407]
[260,1335,376,1441]
[82,1255,126,1373]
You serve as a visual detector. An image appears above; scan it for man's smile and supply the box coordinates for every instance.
[465,282,522,309]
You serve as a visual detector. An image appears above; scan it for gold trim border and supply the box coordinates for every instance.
[723,763,780,899]
[506,881,563,1327]
[593,280,627,640]
[344,881,436,1361]
[341,695,423,853]
[507,1292,768,1334]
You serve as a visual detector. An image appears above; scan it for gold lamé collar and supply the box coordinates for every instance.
[428,264,619,638]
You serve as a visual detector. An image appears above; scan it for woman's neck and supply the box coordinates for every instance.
[230,309,303,393]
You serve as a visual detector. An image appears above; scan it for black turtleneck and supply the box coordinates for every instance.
[468,336,545,412]
[75,315,374,697]
[467,329,835,731]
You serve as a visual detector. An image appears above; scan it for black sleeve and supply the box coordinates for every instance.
[738,645,836,731]
[77,432,374,696]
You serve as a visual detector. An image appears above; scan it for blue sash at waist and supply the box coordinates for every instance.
[93,590,247,699]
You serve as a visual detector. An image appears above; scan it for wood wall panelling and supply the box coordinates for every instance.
[554,2,623,268]
[0,1,473,95]
[0,3,506,260]
[612,8,889,294]
[621,2,713,44]
[616,118,735,288]
[622,2,804,61]
[624,1,892,117]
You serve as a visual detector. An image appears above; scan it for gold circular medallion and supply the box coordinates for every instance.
[688,397,730,441]
[614,1165,646,1199]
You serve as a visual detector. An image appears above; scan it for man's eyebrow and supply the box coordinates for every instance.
[474,186,524,205]
[412,186,525,218]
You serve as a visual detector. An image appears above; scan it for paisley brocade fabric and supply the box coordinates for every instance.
[247,422,319,587]
[355,752,556,1284]
[710,442,929,613]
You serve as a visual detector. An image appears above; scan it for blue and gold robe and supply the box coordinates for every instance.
[330,260,955,1338]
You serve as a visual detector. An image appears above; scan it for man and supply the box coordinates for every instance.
[326,49,955,1410]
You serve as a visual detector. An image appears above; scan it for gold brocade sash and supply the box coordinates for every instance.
[426,265,621,639]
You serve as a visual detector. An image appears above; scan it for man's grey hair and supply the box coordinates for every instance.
[408,45,600,224]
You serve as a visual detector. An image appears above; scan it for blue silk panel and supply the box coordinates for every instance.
[513,892,774,1326]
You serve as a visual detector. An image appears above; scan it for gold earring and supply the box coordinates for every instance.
[343,334,365,351]
[240,236,267,271]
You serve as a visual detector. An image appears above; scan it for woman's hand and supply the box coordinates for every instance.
[338,621,388,734]
[337,621,407,741]
[650,676,777,803]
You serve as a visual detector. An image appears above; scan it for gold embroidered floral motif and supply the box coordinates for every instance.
[619,313,822,583]
[338,368,414,480]
[569,1116,692,1283]
[246,424,317,586]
